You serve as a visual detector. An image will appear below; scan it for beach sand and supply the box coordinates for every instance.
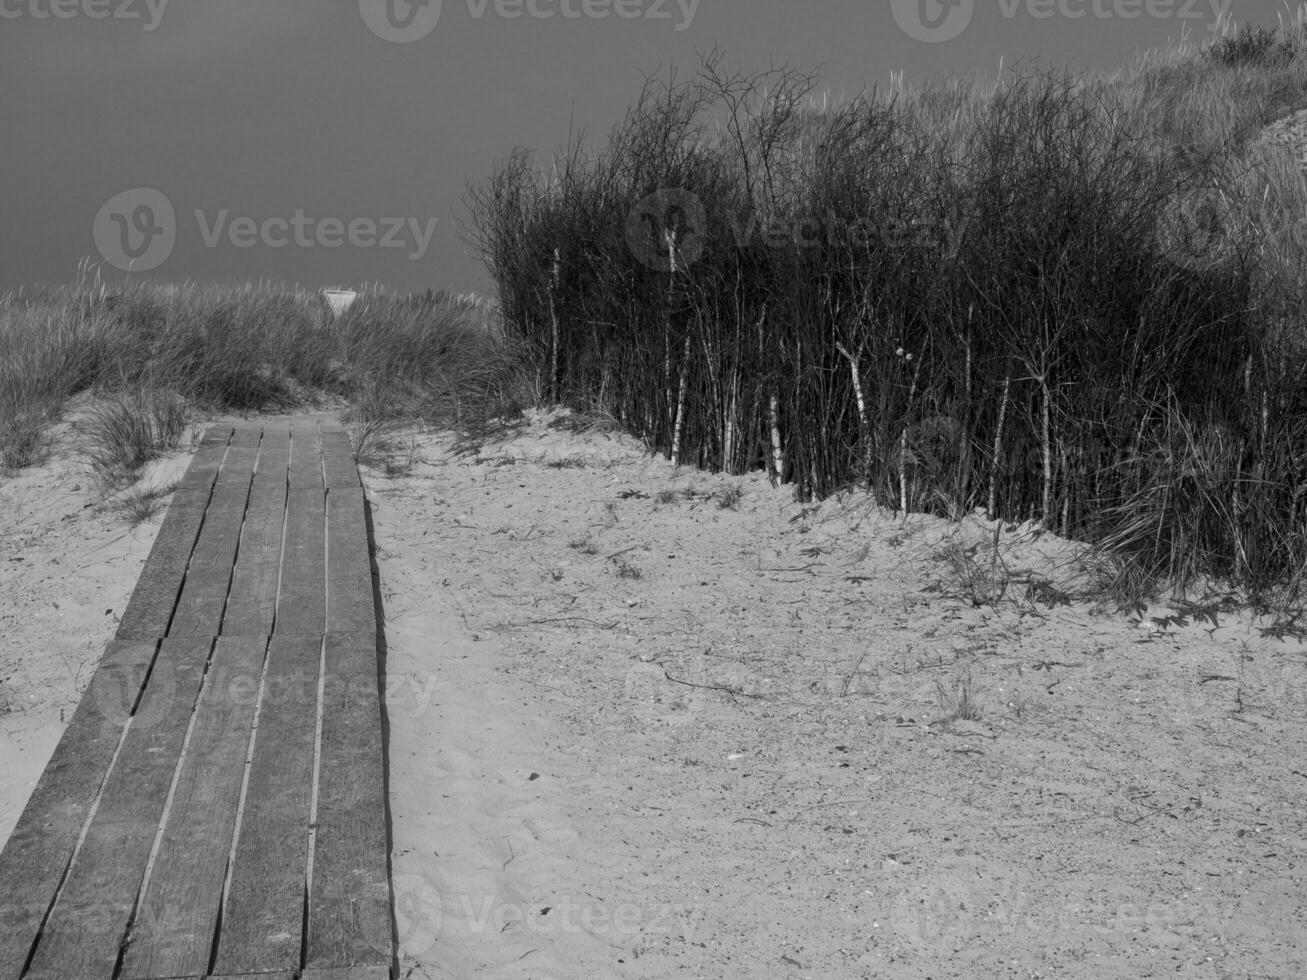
[3,408,1306,978]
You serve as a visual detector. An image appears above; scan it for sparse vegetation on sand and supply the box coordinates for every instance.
[469,19,1307,610]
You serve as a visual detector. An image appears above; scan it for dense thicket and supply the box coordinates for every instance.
[471,51,1307,600]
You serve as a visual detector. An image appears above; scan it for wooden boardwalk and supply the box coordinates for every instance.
[0,419,393,980]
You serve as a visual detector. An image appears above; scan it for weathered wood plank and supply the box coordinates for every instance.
[0,640,159,980]
[118,636,268,980]
[175,425,233,491]
[276,489,326,635]
[321,428,360,490]
[213,426,261,495]
[115,489,211,641]
[168,482,253,637]
[306,632,391,969]
[289,423,324,489]
[252,424,291,494]
[302,967,392,980]
[23,637,213,980]
[326,488,376,637]
[213,634,321,974]
[222,485,288,637]
[2,421,392,979]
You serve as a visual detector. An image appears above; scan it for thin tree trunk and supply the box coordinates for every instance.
[957,310,973,510]
[662,232,678,442]
[988,372,1011,517]
[1041,376,1052,526]
[548,247,561,403]
[898,435,908,513]
[1060,445,1070,533]
[899,355,922,515]
[694,312,723,472]
[671,334,692,467]
[769,392,784,487]
[835,341,869,482]
[724,369,738,473]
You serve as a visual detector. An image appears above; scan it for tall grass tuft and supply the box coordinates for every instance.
[1205,22,1300,69]
[83,389,189,488]
[0,377,60,470]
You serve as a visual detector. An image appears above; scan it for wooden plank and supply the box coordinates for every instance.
[302,967,392,980]
[115,489,211,641]
[321,428,360,490]
[175,425,233,491]
[214,634,321,975]
[326,488,376,636]
[289,423,324,489]
[252,424,291,494]
[222,485,288,637]
[276,489,326,635]
[306,632,391,969]
[118,636,268,980]
[168,482,253,637]
[23,637,213,980]
[0,640,159,980]
[213,426,261,495]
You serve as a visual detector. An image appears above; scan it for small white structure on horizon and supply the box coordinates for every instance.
[323,288,358,317]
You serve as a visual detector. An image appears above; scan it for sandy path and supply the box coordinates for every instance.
[3,409,1307,978]
[370,412,1307,979]
[0,425,193,845]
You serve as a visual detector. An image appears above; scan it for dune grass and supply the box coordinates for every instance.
[0,275,531,481]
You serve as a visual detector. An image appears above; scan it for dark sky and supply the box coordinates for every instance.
[0,0,1280,296]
